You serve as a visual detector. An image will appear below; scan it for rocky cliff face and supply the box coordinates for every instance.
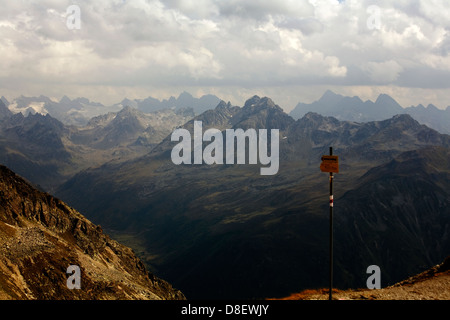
[0,165,185,300]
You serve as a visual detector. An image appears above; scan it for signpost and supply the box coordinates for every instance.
[320,147,338,300]
[320,155,339,173]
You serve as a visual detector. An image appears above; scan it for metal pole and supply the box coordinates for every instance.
[329,147,333,301]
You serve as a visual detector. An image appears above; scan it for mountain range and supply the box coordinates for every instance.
[0,102,194,192]
[4,90,450,136]
[1,91,449,299]
[116,91,221,115]
[3,94,113,127]
[53,95,450,299]
[290,90,450,134]
[2,92,220,127]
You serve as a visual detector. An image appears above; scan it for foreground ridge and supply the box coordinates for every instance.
[270,256,450,300]
[0,165,185,300]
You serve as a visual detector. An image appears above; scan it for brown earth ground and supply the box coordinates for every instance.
[270,256,450,300]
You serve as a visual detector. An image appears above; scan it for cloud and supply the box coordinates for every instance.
[1,0,450,108]
[364,60,404,83]
[277,17,324,35]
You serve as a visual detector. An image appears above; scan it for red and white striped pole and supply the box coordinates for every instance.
[329,147,334,301]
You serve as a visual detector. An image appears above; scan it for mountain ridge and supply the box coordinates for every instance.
[290,90,450,134]
[0,103,195,191]
[3,92,220,127]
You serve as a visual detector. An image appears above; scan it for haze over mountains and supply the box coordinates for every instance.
[3,90,450,135]
[1,91,449,299]
[290,90,450,135]
[1,92,220,127]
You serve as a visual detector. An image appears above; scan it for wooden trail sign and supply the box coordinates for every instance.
[320,155,339,173]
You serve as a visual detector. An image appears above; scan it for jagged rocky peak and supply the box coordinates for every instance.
[215,100,231,110]
[212,100,238,117]
[384,113,423,130]
[59,95,72,104]
[1,96,9,106]
[244,95,262,108]
[111,106,146,127]
[302,111,324,121]
[185,101,236,131]
[216,99,241,112]
[318,89,343,103]
[0,98,13,119]
[0,165,185,300]
[298,112,340,127]
[390,113,417,122]
[375,93,399,105]
[224,96,292,131]
[116,105,139,117]
[243,95,281,111]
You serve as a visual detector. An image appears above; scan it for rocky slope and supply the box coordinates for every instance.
[334,146,450,288]
[0,165,185,300]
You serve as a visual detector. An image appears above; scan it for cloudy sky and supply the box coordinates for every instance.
[1,0,450,111]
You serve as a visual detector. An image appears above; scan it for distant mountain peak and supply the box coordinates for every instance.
[120,98,138,108]
[302,111,323,120]
[298,111,340,129]
[320,89,342,99]
[375,93,401,107]
[1,96,10,106]
[383,113,421,129]
[178,91,194,99]
[290,90,409,122]
[60,95,72,103]
[426,104,439,111]
[243,95,279,111]
[130,92,221,114]
[243,95,262,108]
[390,113,417,122]
[0,98,13,119]
[118,105,136,113]
[215,100,232,110]
[317,89,343,104]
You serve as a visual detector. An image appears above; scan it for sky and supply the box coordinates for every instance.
[1,0,450,112]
